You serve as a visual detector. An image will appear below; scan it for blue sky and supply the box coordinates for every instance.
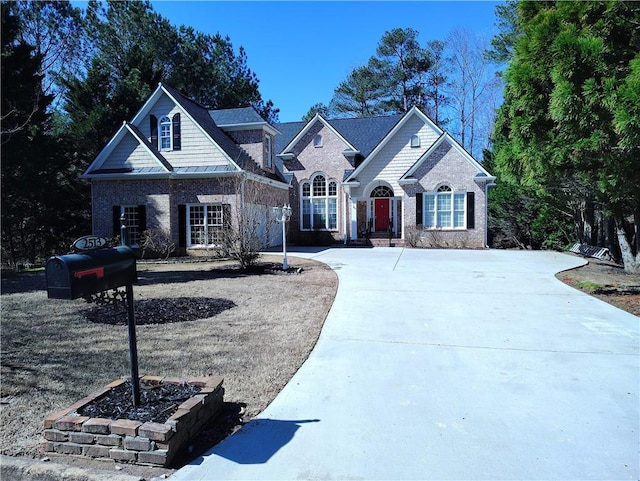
[151,1,502,122]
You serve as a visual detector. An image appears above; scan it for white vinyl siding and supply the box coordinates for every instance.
[350,115,440,198]
[102,133,159,170]
[147,94,230,167]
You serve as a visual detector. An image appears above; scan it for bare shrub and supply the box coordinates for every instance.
[141,228,176,259]
[215,174,287,270]
[405,226,424,248]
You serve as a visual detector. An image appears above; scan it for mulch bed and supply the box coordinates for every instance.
[83,297,236,325]
[78,380,202,424]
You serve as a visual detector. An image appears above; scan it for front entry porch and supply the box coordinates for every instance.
[352,197,403,245]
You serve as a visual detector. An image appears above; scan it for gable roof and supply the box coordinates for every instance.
[83,83,287,185]
[276,115,358,157]
[399,131,495,183]
[344,107,443,183]
[274,114,402,160]
[82,121,173,177]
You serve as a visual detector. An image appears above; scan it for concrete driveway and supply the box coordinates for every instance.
[172,248,639,480]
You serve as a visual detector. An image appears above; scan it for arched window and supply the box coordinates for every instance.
[410,134,421,148]
[371,185,394,198]
[314,134,323,148]
[301,174,337,230]
[159,116,172,150]
[423,184,466,229]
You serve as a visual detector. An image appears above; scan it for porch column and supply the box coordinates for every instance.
[350,197,358,241]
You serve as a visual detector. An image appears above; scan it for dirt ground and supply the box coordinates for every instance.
[556,254,640,317]
[1,255,337,480]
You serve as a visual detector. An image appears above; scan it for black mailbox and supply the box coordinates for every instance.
[46,246,137,300]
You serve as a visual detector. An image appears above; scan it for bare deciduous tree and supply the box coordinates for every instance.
[446,28,501,156]
[216,174,288,269]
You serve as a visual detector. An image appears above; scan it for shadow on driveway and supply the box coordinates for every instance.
[193,418,320,465]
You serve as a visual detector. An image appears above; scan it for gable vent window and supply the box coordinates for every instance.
[314,134,323,148]
[410,134,421,148]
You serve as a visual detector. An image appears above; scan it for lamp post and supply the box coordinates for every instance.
[274,204,292,270]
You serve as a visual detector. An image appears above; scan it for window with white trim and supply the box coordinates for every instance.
[301,174,337,230]
[410,134,421,148]
[424,185,466,229]
[159,116,172,150]
[187,204,225,246]
[314,134,323,148]
[122,206,142,245]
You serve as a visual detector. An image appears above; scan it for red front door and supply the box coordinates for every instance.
[375,199,390,231]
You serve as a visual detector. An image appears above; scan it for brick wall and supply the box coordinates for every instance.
[43,376,224,467]
[283,122,354,242]
[91,177,288,251]
[401,141,488,248]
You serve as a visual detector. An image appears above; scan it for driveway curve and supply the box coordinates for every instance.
[173,248,639,481]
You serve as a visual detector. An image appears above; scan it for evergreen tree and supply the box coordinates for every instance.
[302,103,331,122]
[330,63,388,118]
[329,28,433,117]
[492,0,640,272]
[1,3,87,266]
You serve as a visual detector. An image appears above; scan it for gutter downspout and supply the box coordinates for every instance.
[485,180,497,248]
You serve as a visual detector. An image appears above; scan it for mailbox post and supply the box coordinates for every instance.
[45,234,142,406]
[121,214,140,406]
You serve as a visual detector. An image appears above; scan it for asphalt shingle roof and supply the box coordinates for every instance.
[210,107,266,126]
[274,115,402,158]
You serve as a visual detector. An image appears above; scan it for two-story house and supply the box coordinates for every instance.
[82,83,289,255]
[83,84,495,253]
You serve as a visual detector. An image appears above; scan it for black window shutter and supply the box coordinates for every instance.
[172,113,181,150]
[137,205,147,234]
[467,192,475,229]
[178,204,187,248]
[150,115,158,148]
[112,206,121,237]
[416,193,423,226]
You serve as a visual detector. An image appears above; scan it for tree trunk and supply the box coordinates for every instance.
[615,215,640,274]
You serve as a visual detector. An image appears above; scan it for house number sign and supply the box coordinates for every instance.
[71,235,109,253]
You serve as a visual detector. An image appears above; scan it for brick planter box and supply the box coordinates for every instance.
[43,375,224,467]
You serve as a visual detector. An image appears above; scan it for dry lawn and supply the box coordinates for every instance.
[0,255,337,469]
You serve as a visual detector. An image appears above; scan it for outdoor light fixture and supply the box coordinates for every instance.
[273,204,292,270]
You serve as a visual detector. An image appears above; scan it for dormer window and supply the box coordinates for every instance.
[314,134,323,148]
[410,134,420,148]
